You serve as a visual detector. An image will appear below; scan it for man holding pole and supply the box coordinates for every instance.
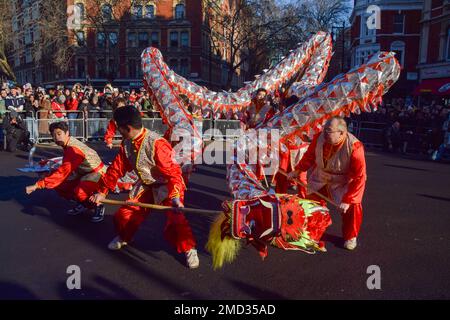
[25,121,107,223]
[288,116,367,250]
[90,106,199,269]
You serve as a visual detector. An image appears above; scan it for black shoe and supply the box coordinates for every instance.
[91,205,105,223]
[67,204,87,216]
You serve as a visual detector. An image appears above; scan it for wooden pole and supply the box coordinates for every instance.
[277,169,340,209]
[100,198,223,215]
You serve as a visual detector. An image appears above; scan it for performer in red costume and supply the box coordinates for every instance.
[90,106,199,268]
[288,116,366,250]
[244,88,277,129]
[25,121,107,223]
[104,98,127,149]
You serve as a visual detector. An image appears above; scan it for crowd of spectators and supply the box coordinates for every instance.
[0,81,161,121]
[1,81,449,160]
[351,97,450,159]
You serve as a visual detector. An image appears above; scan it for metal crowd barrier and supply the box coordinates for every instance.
[4,110,443,155]
[355,121,386,148]
[213,119,242,141]
[354,121,436,153]
[35,110,85,142]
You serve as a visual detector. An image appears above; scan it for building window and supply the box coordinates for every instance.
[151,31,159,46]
[97,59,106,78]
[137,61,143,78]
[180,58,189,76]
[170,31,178,47]
[129,59,137,78]
[128,32,137,47]
[25,48,32,63]
[109,32,118,48]
[175,4,185,19]
[390,41,405,67]
[393,14,405,34]
[180,31,189,47]
[32,2,40,20]
[145,5,155,19]
[446,29,450,61]
[133,5,143,19]
[360,14,376,39]
[76,31,85,46]
[353,45,380,67]
[138,32,149,47]
[75,3,85,21]
[97,32,106,48]
[102,4,112,21]
[169,59,179,72]
[108,59,116,78]
[77,58,86,78]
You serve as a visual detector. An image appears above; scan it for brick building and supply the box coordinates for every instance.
[350,0,424,97]
[414,0,450,102]
[9,0,247,90]
[327,25,352,81]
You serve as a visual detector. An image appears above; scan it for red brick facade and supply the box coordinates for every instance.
[350,1,423,97]
[12,0,245,90]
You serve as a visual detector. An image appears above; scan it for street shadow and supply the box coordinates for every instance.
[226,279,289,300]
[193,166,227,180]
[383,164,428,172]
[321,233,343,248]
[0,175,36,203]
[188,181,231,198]
[58,274,139,300]
[0,282,38,300]
[417,194,450,203]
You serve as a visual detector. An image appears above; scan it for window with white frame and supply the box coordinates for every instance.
[390,41,405,67]
[354,45,380,66]
[393,14,405,34]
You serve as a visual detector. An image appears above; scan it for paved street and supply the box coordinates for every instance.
[0,143,449,299]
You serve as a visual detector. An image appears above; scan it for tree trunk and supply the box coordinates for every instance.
[0,48,15,81]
